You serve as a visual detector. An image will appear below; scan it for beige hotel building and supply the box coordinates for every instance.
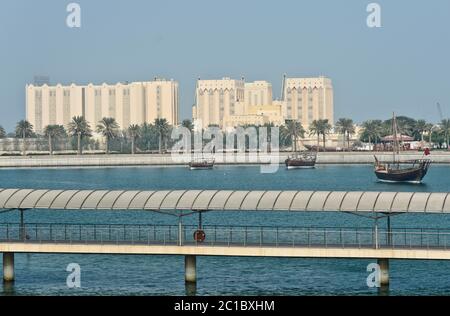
[283,76,334,128]
[193,76,333,130]
[192,77,245,129]
[26,79,179,134]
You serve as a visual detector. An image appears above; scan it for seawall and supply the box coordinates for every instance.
[0,152,448,168]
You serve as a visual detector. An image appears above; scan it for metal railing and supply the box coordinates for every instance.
[0,223,449,250]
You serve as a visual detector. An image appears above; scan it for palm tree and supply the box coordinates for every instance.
[96,117,120,154]
[182,119,194,132]
[425,123,434,145]
[440,119,450,151]
[309,121,321,151]
[279,125,291,149]
[127,124,141,155]
[0,126,5,138]
[262,122,275,152]
[284,120,305,152]
[414,119,428,142]
[138,122,156,151]
[309,119,332,152]
[154,118,170,154]
[361,120,383,151]
[182,119,195,151]
[67,116,92,155]
[15,120,34,156]
[44,125,66,155]
[335,118,355,151]
[383,116,415,137]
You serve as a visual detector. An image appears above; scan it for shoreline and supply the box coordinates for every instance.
[0,152,449,169]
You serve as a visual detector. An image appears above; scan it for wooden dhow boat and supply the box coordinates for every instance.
[285,152,317,169]
[374,113,431,183]
[189,158,215,170]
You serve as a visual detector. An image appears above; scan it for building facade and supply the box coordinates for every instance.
[192,78,245,129]
[26,79,179,134]
[223,103,284,130]
[244,81,272,107]
[282,76,334,129]
[193,76,334,130]
[192,78,277,129]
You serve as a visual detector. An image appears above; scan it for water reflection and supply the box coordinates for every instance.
[378,285,390,296]
[2,281,15,295]
[185,282,197,296]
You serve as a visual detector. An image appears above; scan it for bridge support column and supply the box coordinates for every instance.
[185,255,196,284]
[377,259,389,286]
[20,210,25,241]
[3,253,14,283]
[178,216,183,246]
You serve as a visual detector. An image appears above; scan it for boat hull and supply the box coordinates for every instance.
[287,166,315,170]
[189,162,214,170]
[285,158,316,169]
[374,165,429,183]
[286,163,316,169]
[189,166,214,170]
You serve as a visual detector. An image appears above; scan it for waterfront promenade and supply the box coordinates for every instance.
[2,222,450,286]
[2,223,450,260]
[0,152,449,168]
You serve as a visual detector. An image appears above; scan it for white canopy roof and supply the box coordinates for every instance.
[0,189,449,214]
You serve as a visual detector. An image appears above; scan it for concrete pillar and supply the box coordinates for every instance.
[377,258,389,286]
[387,216,392,247]
[3,253,14,282]
[185,282,197,296]
[185,255,196,283]
[178,217,183,246]
[373,218,379,249]
[20,210,25,241]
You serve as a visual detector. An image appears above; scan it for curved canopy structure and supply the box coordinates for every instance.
[0,188,449,214]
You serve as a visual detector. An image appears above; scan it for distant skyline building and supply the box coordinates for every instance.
[282,76,334,128]
[26,79,179,134]
[223,102,284,130]
[244,81,273,107]
[192,77,245,129]
[193,76,334,130]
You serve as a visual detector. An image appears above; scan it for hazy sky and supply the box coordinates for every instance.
[1,0,450,131]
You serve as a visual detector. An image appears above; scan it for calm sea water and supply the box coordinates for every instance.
[1,164,450,296]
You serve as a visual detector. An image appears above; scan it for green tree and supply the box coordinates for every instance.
[154,118,170,153]
[96,117,120,154]
[383,116,416,137]
[335,118,355,150]
[279,125,292,149]
[68,116,92,155]
[284,120,305,152]
[309,119,332,152]
[15,120,34,156]
[425,123,434,144]
[44,125,66,155]
[182,119,194,132]
[137,123,157,151]
[413,119,428,142]
[262,122,275,152]
[182,119,195,151]
[440,119,450,150]
[360,120,383,151]
[0,126,5,138]
[127,124,141,155]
